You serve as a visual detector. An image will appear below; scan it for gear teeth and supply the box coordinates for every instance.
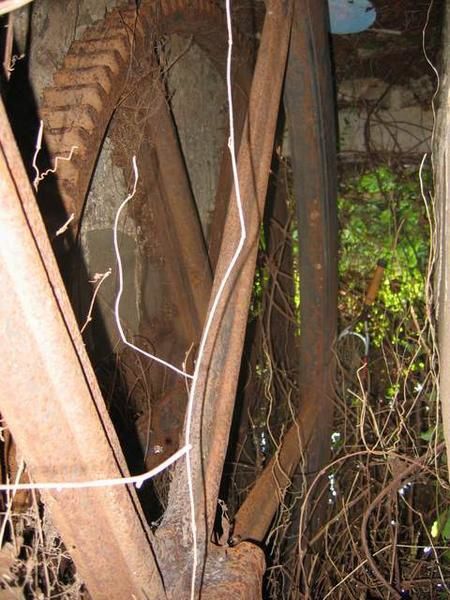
[40,104,98,131]
[44,126,91,160]
[39,0,252,233]
[84,9,146,41]
[53,66,114,95]
[70,36,130,63]
[43,84,106,114]
[64,49,125,76]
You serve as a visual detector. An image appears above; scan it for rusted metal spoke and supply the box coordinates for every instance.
[146,79,212,329]
[159,0,294,591]
[0,99,165,600]
[284,0,338,540]
[229,0,339,551]
[232,401,318,544]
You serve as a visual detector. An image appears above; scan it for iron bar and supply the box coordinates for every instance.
[0,99,165,600]
[160,0,294,592]
[283,0,338,539]
[225,0,339,552]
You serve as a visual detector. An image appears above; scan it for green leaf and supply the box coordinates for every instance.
[431,519,439,538]
[420,425,443,443]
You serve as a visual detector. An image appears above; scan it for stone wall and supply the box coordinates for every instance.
[337,75,434,158]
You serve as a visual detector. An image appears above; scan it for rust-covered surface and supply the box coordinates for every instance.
[39,0,253,239]
[232,400,318,544]
[0,0,340,595]
[38,0,253,476]
[232,0,338,552]
[0,99,165,599]
[201,542,265,599]
[284,0,338,537]
[145,79,212,326]
[159,0,294,592]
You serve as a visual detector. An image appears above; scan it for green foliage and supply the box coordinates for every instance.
[250,264,269,318]
[431,508,450,545]
[250,224,270,319]
[290,225,301,314]
[420,424,444,443]
[339,165,430,346]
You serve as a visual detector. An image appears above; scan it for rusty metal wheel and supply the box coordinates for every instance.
[39,2,251,226]
[38,0,253,480]
[1,1,339,596]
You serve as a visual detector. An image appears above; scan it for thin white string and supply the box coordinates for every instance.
[0,460,25,548]
[55,212,75,237]
[0,445,191,492]
[80,268,112,334]
[113,156,193,380]
[422,0,439,151]
[185,1,246,597]
[32,120,78,191]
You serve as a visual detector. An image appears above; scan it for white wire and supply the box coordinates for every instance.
[113,156,193,380]
[0,445,191,492]
[185,0,246,597]
[339,329,369,356]
[32,120,78,192]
